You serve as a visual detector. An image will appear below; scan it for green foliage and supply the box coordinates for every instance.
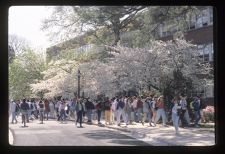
[9,48,46,100]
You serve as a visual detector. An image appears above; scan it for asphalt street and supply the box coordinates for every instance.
[9,118,151,146]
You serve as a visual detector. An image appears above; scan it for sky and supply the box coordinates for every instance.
[8,6,54,51]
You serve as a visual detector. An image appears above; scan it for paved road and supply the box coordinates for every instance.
[9,119,151,146]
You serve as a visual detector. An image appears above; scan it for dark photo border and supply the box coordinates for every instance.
[0,0,224,154]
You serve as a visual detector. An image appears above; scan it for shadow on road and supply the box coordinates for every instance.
[83,130,150,146]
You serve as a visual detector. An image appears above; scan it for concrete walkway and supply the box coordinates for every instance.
[88,120,215,146]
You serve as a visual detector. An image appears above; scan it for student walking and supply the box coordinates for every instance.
[150,96,157,127]
[44,99,50,120]
[103,97,112,125]
[193,97,201,127]
[38,100,45,124]
[154,95,168,127]
[20,99,29,127]
[142,97,151,126]
[85,98,95,124]
[116,97,127,126]
[172,96,182,135]
[10,100,18,124]
[179,95,188,128]
[75,98,85,128]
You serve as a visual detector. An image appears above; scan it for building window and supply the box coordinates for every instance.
[189,13,197,30]
[209,7,213,24]
[198,43,213,63]
[202,9,210,27]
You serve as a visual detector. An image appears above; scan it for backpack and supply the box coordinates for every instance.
[116,100,125,109]
[193,100,200,111]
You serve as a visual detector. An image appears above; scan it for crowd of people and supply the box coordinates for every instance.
[9,93,207,134]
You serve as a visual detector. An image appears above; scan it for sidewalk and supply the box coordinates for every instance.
[86,119,215,146]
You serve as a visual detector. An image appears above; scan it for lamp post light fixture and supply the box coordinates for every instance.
[77,69,81,98]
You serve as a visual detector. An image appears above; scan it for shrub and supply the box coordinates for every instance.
[203,106,214,122]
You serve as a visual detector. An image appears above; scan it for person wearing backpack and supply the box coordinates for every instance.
[179,95,189,128]
[193,97,201,127]
[116,96,128,126]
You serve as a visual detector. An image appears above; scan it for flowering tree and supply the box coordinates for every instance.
[30,39,213,101]
[30,59,79,99]
[106,39,213,98]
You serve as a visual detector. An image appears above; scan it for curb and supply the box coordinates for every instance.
[9,128,14,145]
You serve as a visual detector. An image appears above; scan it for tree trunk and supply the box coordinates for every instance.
[112,26,120,46]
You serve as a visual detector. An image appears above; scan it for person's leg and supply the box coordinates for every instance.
[185,110,190,125]
[104,110,107,124]
[97,110,101,123]
[195,110,201,126]
[80,111,83,127]
[107,110,110,123]
[154,109,161,125]
[172,113,176,131]
[138,108,142,122]
[111,111,114,124]
[142,112,147,125]
[175,115,179,134]
[117,109,122,125]
[11,112,15,123]
[180,110,186,127]
[148,111,152,123]
[121,110,127,124]
[200,109,205,123]
[47,112,49,120]
[86,110,90,122]
[161,109,168,125]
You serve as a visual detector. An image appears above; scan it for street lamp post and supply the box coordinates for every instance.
[78,69,81,98]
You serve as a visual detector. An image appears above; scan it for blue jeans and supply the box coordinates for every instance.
[154,108,167,125]
[172,112,179,132]
[137,108,143,122]
[86,109,93,122]
[117,108,127,125]
[11,112,17,123]
[97,110,101,123]
[184,110,190,125]
[59,109,66,121]
[194,110,201,126]
[76,111,83,126]
[142,111,151,123]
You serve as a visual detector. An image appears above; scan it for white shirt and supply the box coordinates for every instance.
[10,102,16,113]
[172,103,181,114]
